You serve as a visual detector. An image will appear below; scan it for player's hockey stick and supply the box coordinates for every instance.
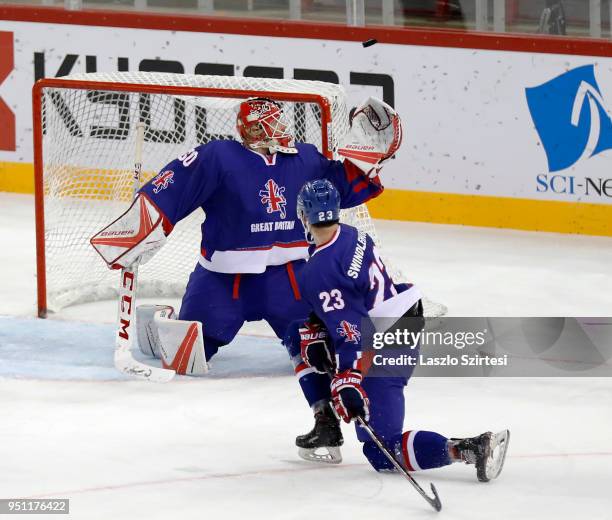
[114,123,175,383]
[356,416,442,512]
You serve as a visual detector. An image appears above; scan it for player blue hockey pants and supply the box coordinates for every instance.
[358,376,451,472]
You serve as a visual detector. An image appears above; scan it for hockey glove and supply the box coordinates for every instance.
[90,194,168,270]
[331,369,370,423]
[299,319,335,375]
[338,96,402,178]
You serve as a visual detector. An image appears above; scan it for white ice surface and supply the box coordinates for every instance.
[1,192,611,519]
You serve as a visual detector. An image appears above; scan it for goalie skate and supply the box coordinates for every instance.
[296,403,344,464]
[452,429,510,482]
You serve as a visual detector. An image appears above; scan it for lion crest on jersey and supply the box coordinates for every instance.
[259,179,287,219]
[337,321,361,344]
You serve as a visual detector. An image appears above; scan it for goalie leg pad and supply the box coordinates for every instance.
[136,304,208,375]
[156,311,208,376]
[136,304,173,358]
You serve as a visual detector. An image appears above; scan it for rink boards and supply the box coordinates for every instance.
[0,8,611,235]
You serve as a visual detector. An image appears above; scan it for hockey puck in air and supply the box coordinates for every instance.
[362,39,378,48]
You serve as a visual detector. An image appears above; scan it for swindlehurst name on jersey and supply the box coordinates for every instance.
[347,230,368,279]
[251,221,297,233]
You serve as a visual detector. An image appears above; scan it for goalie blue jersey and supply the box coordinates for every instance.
[300,224,421,371]
[139,140,382,274]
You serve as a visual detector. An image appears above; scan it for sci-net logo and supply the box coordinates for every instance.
[526,65,612,199]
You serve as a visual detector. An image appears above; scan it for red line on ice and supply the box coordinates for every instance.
[24,452,612,498]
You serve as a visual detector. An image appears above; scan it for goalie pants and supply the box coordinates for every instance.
[179,261,310,360]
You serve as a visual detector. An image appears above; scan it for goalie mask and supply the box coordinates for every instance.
[297,179,341,244]
[236,97,297,155]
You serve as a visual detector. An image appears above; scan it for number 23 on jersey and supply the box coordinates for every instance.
[319,289,345,312]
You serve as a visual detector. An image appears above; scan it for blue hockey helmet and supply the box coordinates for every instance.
[297,179,341,227]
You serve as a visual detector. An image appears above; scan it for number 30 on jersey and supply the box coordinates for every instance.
[178,148,198,167]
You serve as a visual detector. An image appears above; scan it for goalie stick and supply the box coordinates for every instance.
[114,123,176,383]
[356,417,442,512]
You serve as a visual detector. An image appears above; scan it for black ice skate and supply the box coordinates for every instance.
[451,430,510,482]
[296,402,344,464]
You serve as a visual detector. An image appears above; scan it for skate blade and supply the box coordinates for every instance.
[485,429,510,481]
[298,446,342,464]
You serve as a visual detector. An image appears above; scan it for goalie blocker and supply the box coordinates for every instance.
[90,193,169,270]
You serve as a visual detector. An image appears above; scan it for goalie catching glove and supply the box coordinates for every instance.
[338,96,403,178]
[90,194,168,270]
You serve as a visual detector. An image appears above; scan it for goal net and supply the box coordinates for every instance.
[33,72,446,319]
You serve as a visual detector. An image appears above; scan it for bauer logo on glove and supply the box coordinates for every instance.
[299,320,335,375]
[90,194,168,270]
[331,368,371,423]
[338,97,403,178]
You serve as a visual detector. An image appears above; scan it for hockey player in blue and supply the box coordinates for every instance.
[91,96,403,374]
[284,179,510,481]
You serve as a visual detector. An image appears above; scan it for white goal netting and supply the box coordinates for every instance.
[36,72,446,318]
